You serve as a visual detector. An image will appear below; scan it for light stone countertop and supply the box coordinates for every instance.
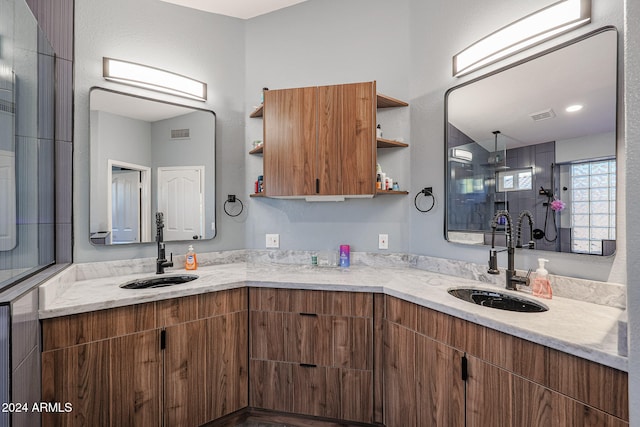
[39,261,627,372]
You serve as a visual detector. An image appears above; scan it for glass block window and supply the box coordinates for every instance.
[570,159,616,254]
[496,168,533,192]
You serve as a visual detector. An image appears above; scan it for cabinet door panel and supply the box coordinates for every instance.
[208,312,249,419]
[264,87,317,196]
[291,364,341,419]
[317,84,341,195]
[284,312,332,366]
[42,340,111,427]
[415,334,464,427]
[317,82,375,195]
[340,368,373,423]
[466,355,513,427]
[250,359,293,413]
[110,330,163,427]
[333,316,372,370]
[383,320,417,427]
[250,310,285,361]
[338,82,376,195]
[164,320,209,427]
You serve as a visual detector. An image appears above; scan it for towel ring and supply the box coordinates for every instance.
[415,187,435,213]
[223,195,244,217]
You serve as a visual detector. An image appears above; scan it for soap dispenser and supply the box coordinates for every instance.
[185,245,198,270]
[532,258,552,299]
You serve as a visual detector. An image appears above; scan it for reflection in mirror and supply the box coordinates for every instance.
[89,88,216,245]
[446,28,617,255]
[0,70,15,252]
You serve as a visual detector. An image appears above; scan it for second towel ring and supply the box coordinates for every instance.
[415,187,435,213]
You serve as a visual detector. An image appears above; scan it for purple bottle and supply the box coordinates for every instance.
[339,245,350,268]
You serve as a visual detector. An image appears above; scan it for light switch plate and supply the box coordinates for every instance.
[378,234,389,250]
[266,233,280,248]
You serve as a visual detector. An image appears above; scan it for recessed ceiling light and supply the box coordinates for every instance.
[566,104,583,112]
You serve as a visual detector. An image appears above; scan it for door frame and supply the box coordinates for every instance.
[107,159,151,243]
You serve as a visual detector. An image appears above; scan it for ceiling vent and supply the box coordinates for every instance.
[529,108,556,122]
[170,128,190,140]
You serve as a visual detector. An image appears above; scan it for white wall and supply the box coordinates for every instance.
[556,131,616,163]
[74,0,247,262]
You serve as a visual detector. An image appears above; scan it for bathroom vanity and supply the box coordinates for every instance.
[39,257,628,426]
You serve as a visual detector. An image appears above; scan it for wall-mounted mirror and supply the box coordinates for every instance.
[89,88,216,245]
[445,28,617,255]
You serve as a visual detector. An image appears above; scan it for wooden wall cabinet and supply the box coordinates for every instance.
[382,295,629,427]
[249,288,376,423]
[251,82,408,198]
[41,288,248,427]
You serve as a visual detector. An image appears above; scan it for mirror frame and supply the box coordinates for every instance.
[444,26,618,255]
[88,86,217,246]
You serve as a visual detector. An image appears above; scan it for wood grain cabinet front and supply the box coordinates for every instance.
[263,82,377,197]
[383,295,629,427]
[41,288,248,427]
[249,288,375,424]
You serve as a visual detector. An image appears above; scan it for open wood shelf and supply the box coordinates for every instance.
[376,93,409,108]
[377,137,408,148]
[250,192,266,197]
[376,190,409,195]
[249,145,263,154]
[249,105,263,118]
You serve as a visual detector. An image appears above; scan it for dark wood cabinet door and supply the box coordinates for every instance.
[42,330,162,427]
[317,82,376,195]
[415,334,465,427]
[264,86,317,196]
[164,312,248,427]
[383,320,417,427]
[42,340,112,427]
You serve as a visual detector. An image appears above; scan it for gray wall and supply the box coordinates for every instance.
[151,111,217,239]
[407,0,625,282]
[89,110,152,233]
[625,0,640,423]
[245,0,412,253]
[74,0,246,262]
[71,1,640,419]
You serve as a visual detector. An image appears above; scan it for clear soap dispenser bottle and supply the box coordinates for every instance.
[532,258,552,299]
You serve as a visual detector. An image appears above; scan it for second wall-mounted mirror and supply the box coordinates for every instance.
[89,88,216,245]
[446,28,617,255]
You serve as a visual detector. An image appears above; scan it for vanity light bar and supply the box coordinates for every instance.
[103,57,207,101]
[453,0,591,77]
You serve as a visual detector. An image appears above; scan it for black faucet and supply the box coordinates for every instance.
[488,210,531,290]
[516,210,535,249]
[156,212,173,274]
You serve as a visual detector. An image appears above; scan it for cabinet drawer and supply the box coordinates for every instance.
[250,288,373,317]
[42,302,156,351]
[250,360,373,424]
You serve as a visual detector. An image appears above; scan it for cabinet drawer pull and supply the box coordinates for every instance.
[299,312,318,317]
[300,363,317,368]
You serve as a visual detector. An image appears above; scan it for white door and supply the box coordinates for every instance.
[111,169,140,243]
[0,150,16,251]
[157,166,204,241]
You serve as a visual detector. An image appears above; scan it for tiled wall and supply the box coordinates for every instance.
[11,1,74,426]
[26,0,74,264]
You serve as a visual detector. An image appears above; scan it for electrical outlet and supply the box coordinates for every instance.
[266,234,280,248]
[378,234,389,250]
